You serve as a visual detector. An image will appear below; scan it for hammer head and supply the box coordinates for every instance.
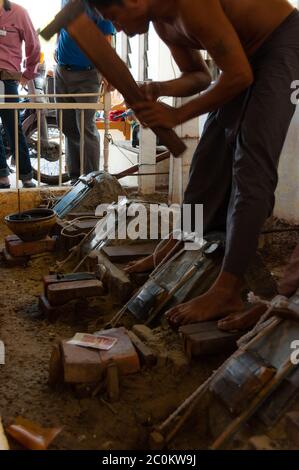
[40,0,86,41]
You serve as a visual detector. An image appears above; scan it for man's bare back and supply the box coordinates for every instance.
[155,0,294,56]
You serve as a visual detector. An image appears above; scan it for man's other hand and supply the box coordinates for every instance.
[133,101,180,129]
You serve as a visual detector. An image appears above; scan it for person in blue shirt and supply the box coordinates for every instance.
[55,0,115,183]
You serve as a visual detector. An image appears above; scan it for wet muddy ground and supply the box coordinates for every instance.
[0,221,298,450]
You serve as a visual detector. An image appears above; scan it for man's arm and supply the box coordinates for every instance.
[134,0,253,128]
[155,43,212,97]
[20,10,41,81]
[178,0,253,122]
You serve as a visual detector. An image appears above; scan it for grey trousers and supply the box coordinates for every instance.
[55,65,101,180]
[184,10,299,277]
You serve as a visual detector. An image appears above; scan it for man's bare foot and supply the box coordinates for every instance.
[166,271,244,326]
[217,304,267,332]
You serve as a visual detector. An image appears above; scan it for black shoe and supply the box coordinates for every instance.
[22,180,36,188]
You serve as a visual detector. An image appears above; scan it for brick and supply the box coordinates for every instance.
[179,322,242,359]
[59,328,140,384]
[61,341,103,384]
[47,279,104,306]
[248,435,277,451]
[1,248,29,267]
[103,242,158,264]
[127,330,157,367]
[97,327,141,375]
[285,412,299,448]
[5,235,56,258]
[106,361,120,403]
[57,328,140,385]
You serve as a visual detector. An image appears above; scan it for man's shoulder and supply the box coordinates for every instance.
[10,2,28,17]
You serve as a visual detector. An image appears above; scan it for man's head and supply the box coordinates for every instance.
[88,0,151,36]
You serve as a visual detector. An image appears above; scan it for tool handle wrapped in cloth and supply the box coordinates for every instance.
[41,3,186,158]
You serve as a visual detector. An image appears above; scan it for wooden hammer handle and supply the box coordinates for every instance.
[68,14,186,158]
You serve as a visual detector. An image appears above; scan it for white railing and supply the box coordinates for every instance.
[0,92,109,189]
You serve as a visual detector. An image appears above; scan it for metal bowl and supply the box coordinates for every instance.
[5,208,57,242]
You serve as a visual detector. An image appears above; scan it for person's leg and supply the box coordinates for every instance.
[2,80,33,184]
[55,66,80,181]
[126,112,234,274]
[167,44,299,327]
[0,107,10,187]
[74,69,101,175]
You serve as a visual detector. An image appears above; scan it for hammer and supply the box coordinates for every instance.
[40,0,187,158]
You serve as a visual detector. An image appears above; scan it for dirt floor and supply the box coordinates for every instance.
[0,221,298,450]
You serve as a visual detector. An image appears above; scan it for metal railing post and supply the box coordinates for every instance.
[80,110,85,176]
[59,109,63,187]
[37,109,41,187]
[104,91,111,172]
[14,109,19,189]
[0,93,106,189]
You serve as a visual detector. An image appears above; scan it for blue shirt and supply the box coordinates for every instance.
[57,0,115,68]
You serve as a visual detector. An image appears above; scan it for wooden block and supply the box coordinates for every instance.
[91,251,133,303]
[127,330,157,367]
[5,235,56,258]
[106,361,120,403]
[179,322,242,359]
[285,412,299,448]
[102,242,158,264]
[1,248,29,267]
[47,279,104,306]
[61,341,103,384]
[98,327,141,376]
[44,272,96,294]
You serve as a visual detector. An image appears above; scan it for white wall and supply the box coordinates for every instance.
[275,106,299,223]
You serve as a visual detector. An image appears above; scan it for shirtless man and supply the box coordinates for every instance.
[88,0,299,329]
